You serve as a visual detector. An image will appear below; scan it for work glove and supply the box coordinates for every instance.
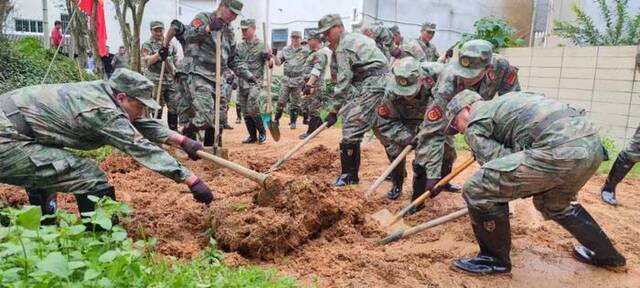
[390,47,402,58]
[445,48,454,58]
[159,46,169,61]
[261,51,272,61]
[302,83,314,95]
[189,179,213,204]
[425,179,442,198]
[400,136,418,149]
[231,82,238,90]
[208,16,226,32]
[180,137,203,160]
[247,76,258,85]
[325,112,338,128]
[271,48,278,56]
[226,74,235,85]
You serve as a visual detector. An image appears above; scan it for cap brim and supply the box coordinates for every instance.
[230,8,243,16]
[151,25,164,29]
[318,26,332,33]
[452,61,483,79]
[390,82,420,97]
[444,116,459,135]
[138,97,161,110]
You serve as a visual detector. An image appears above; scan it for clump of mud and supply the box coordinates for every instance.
[100,154,141,174]
[211,172,363,260]
[246,144,338,174]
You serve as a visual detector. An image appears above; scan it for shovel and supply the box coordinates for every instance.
[371,156,475,231]
[364,145,413,199]
[154,61,166,119]
[377,208,469,245]
[213,28,229,158]
[196,150,268,187]
[260,22,280,142]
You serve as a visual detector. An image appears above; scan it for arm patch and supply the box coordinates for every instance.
[191,18,204,28]
[426,106,443,121]
[377,103,391,119]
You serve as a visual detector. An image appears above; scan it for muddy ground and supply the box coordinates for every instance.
[1,118,639,287]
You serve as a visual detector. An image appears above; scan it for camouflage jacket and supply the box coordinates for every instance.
[275,44,310,87]
[398,39,427,62]
[465,92,597,167]
[372,25,394,59]
[141,37,178,83]
[417,53,520,178]
[237,37,267,89]
[304,47,329,80]
[332,32,389,111]
[0,81,192,183]
[417,39,440,62]
[172,11,253,83]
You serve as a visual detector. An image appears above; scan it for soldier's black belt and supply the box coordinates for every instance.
[0,96,35,138]
[532,107,584,140]
[353,67,389,83]
[284,71,303,78]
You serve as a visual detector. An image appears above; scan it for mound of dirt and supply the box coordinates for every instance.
[211,174,363,260]
[246,144,338,174]
[100,154,141,174]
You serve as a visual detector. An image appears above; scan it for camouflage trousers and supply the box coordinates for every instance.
[152,79,180,114]
[277,85,301,113]
[238,85,261,117]
[620,124,640,163]
[175,73,227,129]
[463,134,603,219]
[341,77,386,145]
[300,88,323,118]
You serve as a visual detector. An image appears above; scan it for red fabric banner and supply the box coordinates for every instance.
[78,0,107,56]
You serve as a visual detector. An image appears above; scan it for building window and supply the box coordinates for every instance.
[14,19,44,33]
[61,14,70,35]
[304,28,318,38]
[272,28,288,50]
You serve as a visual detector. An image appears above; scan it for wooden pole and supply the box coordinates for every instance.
[364,145,413,198]
[377,208,468,245]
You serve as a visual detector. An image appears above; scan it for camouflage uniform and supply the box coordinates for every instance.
[318,14,389,186]
[370,20,394,59]
[142,21,180,131]
[417,40,520,182]
[0,69,192,224]
[302,46,329,119]
[376,58,448,199]
[418,22,439,62]
[447,90,626,274]
[237,18,268,143]
[396,39,427,62]
[170,2,253,145]
[274,31,310,127]
[600,123,640,205]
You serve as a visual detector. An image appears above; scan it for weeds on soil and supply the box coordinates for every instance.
[0,198,298,287]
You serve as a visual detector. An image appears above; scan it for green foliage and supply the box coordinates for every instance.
[461,17,525,50]
[454,134,470,151]
[597,137,640,177]
[553,0,640,46]
[68,146,115,163]
[0,37,96,94]
[0,198,299,287]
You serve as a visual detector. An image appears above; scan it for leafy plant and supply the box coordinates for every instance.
[0,198,299,287]
[597,136,640,177]
[553,0,640,46]
[68,146,115,163]
[461,17,525,50]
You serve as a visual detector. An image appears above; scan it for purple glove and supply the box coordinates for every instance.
[425,179,442,198]
[180,137,203,160]
[271,48,278,56]
[189,179,213,204]
[226,74,235,84]
[302,83,314,95]
[261,52,272,61]
[231,82,238,90]
[445,49,454,58]
[159,46,169,61]
[391,47,402,58]
[208,16,225,32]
[400,136,418,148]
[325,112,338,128]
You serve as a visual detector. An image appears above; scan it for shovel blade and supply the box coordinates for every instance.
[268,121,280,142]
[204,146,229,160]
[371,209,411,234]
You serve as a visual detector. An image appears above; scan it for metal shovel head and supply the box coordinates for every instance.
[268,120,280,142]
[371,208,411,234]
[204,146,229,160]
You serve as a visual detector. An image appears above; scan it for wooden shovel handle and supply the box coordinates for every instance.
[196,150,268,186]
[377,208,468,245]
[364,145,413,198]
[154,61,166,118]
[214,31,222,149]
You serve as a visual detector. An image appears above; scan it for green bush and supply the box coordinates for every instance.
[0,37,95,94]
[597,137,640,178]
[0,198,298,287]
[461,17,525,50]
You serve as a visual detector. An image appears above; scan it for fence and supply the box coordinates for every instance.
[502,45,640,149]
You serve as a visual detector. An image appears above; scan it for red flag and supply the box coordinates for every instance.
[78,0,107,57]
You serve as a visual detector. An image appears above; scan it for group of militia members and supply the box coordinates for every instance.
[0,0,634,277]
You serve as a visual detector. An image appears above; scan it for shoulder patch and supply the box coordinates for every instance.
[422,76,434,86]
[426,106,443,121]
[191,18,204,28]
[506,66,518,85]
[377,103,391,119]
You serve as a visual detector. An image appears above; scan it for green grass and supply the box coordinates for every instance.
[596,137,640,178]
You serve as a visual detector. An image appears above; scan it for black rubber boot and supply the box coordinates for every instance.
[334,143,361,187]
[601,154,634,206]
[444,183,462,193]
[274,109,283,126]
[167,112,178,131]
[235,106,242,124]
[386,157,406,200]
[75,186,118,232]
[453,203,512,274]
[203,127,215,147]
[242,117,257,144]
[223,122,234,130]
[255,116,267,143]
[182,124,198,141]
[26,188,58,225]
[289,109,298,129]
[552,204,626,267]
[406,162,427,215]
[302,111,309,125]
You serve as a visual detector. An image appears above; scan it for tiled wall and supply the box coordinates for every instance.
[503,46,640,149]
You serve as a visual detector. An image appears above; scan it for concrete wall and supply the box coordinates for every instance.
[503,45,640,148]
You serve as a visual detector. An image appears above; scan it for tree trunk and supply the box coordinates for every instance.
[66,0,87,70]
[112,0,132,55]
[125,0,148,72]
[87,0,104,78]
[0,0,14,34]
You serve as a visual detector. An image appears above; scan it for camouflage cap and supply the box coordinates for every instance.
[421,22,436,32]
[223,0,243,15]
[291,31,302,38]
[444,89,483,135]
[240,18,255,29]
[452,39,493,79]
[318,14,343,33]
[389,25,400,35]
[389,57,422,97]
[307,30,321,40]
[108,68,160,110]
[150,21,164,30]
